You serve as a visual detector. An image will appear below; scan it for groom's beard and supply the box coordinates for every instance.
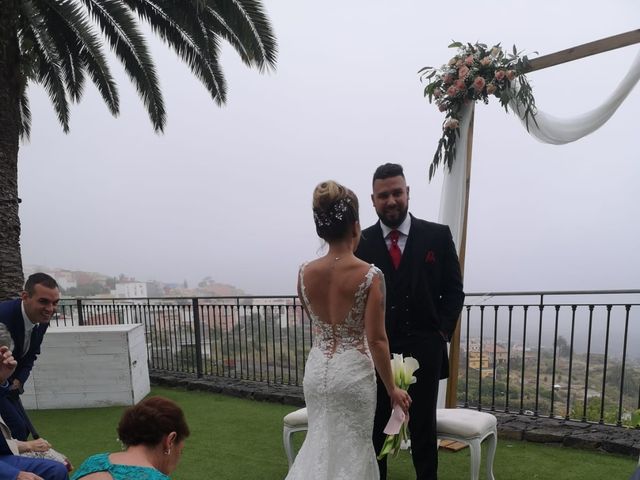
[377,206,408,229]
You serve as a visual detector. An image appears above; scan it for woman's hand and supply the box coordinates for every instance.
[17,472,43,480]
[26,438,51,452]
[389,387,412,414]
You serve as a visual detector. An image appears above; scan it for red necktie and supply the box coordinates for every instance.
[388,230,402,269]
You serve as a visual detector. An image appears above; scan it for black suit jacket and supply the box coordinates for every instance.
[0,299,49,386]
[355,214,465,378]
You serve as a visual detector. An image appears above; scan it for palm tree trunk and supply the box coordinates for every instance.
[0,1,25,300]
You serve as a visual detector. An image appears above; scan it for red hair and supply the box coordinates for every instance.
[117,396,189,447]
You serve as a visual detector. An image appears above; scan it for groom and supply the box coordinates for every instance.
[355,163,464,480]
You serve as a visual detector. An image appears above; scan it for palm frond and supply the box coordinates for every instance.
[12,0,277,136]
[122,0,226,102]
[35,0,84,101]
[22,0,70,131]
[39,0,119,114]
[207,0,277,71]
[184,0,252,66]
[81,0,165,131]
[203,34,227,105]
[18,90,32,140]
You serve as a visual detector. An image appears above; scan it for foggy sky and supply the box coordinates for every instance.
[17,1,640,295]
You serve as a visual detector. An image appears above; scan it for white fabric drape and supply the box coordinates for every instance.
[436,105,474,409]
[511,49,640,144]
[437,104,474,251]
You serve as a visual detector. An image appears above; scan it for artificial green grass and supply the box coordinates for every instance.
[28,386,638,479]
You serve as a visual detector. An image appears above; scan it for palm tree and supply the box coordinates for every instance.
[0,0,277,299]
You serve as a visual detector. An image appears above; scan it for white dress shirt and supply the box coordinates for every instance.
[379,214,412,253]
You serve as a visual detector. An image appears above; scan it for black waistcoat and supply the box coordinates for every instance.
[356,217,441,347]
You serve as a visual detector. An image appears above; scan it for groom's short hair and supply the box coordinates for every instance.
[372,163,404,185]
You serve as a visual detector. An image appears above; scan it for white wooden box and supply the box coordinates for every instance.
[21,324,150,409]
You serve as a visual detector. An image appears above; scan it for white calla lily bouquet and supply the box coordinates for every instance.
[377,353,420,460]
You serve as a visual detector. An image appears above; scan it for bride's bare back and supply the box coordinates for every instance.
[299,256,373,325]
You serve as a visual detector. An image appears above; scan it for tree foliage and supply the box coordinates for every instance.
[0,0,277,299]
[11,0,277,136]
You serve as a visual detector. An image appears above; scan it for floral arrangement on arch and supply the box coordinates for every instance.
[419,42,538,179]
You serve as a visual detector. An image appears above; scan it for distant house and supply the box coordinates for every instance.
[484,343,509,366]
[112,282,148,298]
[512,344,536,361]
[467,342,491,373]
[54,270,77,291]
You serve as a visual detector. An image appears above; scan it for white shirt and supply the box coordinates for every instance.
[21,302,35,355]
[380,214,411,253]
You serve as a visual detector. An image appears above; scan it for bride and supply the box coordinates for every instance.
[286,180,411,480]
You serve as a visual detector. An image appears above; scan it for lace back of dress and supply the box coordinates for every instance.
[299,264,378,358]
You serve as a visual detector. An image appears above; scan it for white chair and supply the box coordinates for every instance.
[283,407,308,467]
[282,406,498,480]
[436,408,497,480]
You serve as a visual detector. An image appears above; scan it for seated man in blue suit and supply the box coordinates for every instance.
[0,343,67,480]
[0,273,59,440]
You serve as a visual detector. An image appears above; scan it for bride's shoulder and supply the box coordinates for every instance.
[367,263,384,277]
[299,259,320,271]
[360,263,384,287]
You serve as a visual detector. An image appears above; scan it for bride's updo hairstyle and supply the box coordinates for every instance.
[312,180,359,241]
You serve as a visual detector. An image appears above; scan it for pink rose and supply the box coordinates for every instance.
[444,118,459,129]
[506,70,516,81]
[473,76,486,91]
[458,66,470,79]
[465,55,474,66]
[438,103,447,112]
[480,56,492,66]
[446,85,458,97]
[486,83,497,95]
[443,74,454,86]
[494,70,506,81]
[454,79,466,90]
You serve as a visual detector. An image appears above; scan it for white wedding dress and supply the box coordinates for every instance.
[285,263,381,480]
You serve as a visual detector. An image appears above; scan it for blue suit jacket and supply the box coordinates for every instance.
[0,299,49,386]
[0,382,13,458]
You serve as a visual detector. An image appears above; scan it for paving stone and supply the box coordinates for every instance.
[497,428,523,441]
[524,428,565,443]
[563,435,602,451]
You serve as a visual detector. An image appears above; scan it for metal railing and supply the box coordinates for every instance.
[459,290,640,427]
[53,296,310,386]
[51,289,640,426]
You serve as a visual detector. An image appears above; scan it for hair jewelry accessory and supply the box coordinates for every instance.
[313,197,351,227]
